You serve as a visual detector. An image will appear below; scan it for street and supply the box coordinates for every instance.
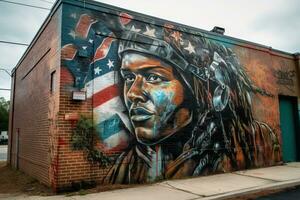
[0,145,7,161]
[256,186,300,200]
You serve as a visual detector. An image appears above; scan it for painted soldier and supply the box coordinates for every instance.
[103,23,281,184]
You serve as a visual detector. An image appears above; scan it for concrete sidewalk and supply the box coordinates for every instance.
[2,162,300,200]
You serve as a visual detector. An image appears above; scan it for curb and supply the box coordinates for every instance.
[200,179,300,200]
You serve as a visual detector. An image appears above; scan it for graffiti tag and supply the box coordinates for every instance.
[275,69,296,86]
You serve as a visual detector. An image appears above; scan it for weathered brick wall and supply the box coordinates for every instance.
[56,66,109,190]
[9,7,62,186]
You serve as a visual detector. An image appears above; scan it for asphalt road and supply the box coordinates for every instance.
[0,145,7,161]
[256,187,300,200]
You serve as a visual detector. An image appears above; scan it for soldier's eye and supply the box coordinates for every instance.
[147,74,162,83]
[124,74,135,84]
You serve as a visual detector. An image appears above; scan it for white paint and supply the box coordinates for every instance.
[93,96,133,133]
[85,71,119,98]
[103,129,130,149]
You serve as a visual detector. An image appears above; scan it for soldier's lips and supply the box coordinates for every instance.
[130,107,154,122]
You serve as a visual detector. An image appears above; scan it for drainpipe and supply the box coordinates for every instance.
[9,68,16,167]
[293,53,300,161]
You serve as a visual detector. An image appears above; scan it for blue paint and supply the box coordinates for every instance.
[151,88,177,135]
[96,114,123,140]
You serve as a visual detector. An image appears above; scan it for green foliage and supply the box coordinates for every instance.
[71,116,94,150]
[71,115,110,167]
[87,149,111,167]
[0,97,9,131]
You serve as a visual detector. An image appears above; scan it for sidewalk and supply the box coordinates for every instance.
[2,162,300,200]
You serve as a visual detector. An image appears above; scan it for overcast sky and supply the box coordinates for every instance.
[0,0,299,100]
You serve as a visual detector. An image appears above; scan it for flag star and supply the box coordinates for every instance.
[68,30,76,39]
[184,41,196,54]
[70,13,77,19]
[130,25,141,33]
[94,67,101,75]
[144,26,156,37]
[82,46,87,50]
[88,39,93,43]
[107,59,114,69]
[171,31,182,43]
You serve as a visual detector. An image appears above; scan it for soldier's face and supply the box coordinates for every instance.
[121,53,191,145]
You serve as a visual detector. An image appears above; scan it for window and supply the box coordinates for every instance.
[50,71,56,93]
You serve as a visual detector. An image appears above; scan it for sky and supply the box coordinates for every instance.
[0,0,299,101]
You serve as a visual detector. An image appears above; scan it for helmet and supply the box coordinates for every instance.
[118,30,230,112]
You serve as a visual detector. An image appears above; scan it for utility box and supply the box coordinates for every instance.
[8,0,300,192]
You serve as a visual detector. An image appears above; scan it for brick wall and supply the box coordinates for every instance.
[55,66,109,190]
[9,7,62,186]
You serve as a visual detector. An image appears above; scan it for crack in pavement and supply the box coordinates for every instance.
[232,172,279,182]
[160,182,205,198]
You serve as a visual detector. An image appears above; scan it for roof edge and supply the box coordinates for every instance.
[61,0,295,58]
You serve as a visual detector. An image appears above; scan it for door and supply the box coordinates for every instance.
[279,97,298,162]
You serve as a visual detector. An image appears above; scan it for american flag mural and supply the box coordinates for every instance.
[61,13,132,153]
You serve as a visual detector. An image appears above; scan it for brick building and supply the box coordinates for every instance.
[8,0,300,191]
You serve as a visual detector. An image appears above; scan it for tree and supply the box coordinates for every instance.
[0,97,9,131]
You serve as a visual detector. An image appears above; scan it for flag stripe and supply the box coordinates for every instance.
[93,96,126,122]
[61,44,77,60]
[119,12,133,26]
[75,14,97,38]
[96,114,123,140]
[93,84,119,108]
[93,96,132,133]
[93,36,115,63]
[85,71,119,98]
[102,130,129,149]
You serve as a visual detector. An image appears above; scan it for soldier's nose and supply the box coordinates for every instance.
[127,76,147,103]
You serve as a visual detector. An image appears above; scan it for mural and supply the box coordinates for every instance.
[61,6,281,184]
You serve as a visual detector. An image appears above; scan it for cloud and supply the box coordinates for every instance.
[250,0,300,52]
[0,2,49,43]
[0,0,50,100]
[97,0,299,53]
[0,44,24,101]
